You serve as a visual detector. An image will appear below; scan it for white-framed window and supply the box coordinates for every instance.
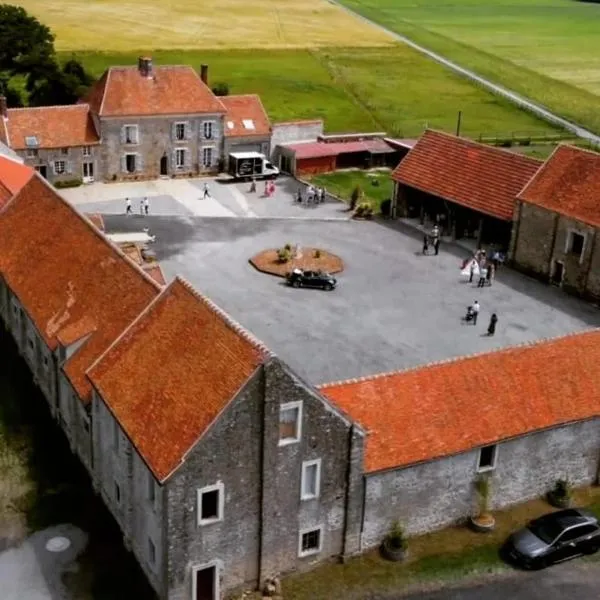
[477,444,498,472]
[53,161,66,175]
[202,146,214,168]
[174,122,186,141]
[125,153,137,173]
[566,230,585,260]
[279,401,302,446]
[301,459,321,500]
[123,125,139,145]
[298,526,323,557]
[197,482,224,526]
[203,121,215,140]
[60,147,69,155]
[175,148,186,169]
[147,470,156,504]
[26,148,38,158]
[82,146,91,156]
[148,538,156,565]
[114,480,121,504]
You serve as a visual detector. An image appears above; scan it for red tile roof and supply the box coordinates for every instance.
[5,105,99,150]
[85,66,226,117]
[143,264,166,287]
[392,130,542,221]
[0,175,160,401]
[285,139,395,160]
[518,145,600,227]
[85,213,105,232]
[320,330,600,474]
[88,278,270,481]
[0,156,33,208]
[221,94,270,138]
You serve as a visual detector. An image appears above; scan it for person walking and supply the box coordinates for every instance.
[125,197,132,215]
[487,313,498,336]
[433,237,440,256]
[422,234,429,255]
[296,189,302,203]
[139,199,144,215]
[144,197,150,215]
[250,178,257,193]
[471,300,480,325]
[477,267,487,288]
[469,259,475,283]
[203,182,210,199]
[486,262,494,286]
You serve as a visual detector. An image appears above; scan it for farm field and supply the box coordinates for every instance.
[12,0,394,51]
[337,0,600,133]
[70,48,555,137]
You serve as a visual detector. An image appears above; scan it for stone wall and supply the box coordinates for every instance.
[17,145,98,184]
[99,115,224,181]
[362,419,600,546]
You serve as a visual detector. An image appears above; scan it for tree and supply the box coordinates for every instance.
[0,73,23,107]
[211,82,229,96]
[350,185,363,211]
[27,58,94,106]
[0,5,55,75]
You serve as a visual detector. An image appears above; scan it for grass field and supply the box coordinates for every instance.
[13,0,394,51]
[69,47,555,137]
[338,0,600,133]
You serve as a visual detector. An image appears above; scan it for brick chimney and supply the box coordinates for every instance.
[0,96,7,120]
[138,56,153,78]
[200,64,209,85]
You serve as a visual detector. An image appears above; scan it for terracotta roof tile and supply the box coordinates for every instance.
[0,175,160,400]
[0,155,34,196]
[518,145,600,227]
[221,94,270,138]
[392,130,542,221]
[5,105,99,150]
[87,278,270,481]
[85,65,226,117]
[85,213,105,232]
[142,264,166,286]
[56,315,97,346]
[320,330,600,473]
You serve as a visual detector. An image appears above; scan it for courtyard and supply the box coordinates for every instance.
[99,211,600,386]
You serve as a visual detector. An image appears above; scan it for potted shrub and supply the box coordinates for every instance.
[469,474,496,533]
[381,521,408,562]
[277,247,291,263]
[354,202,374,220]
[547,479,572,508]
[350,185,363,211]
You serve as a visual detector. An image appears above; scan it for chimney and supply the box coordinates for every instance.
[138,56,153,78]
[0,96,7,120]
[200,64,209,85]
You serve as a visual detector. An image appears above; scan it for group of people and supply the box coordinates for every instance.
[125,197,150,215]
[249,179,277,197]
[465,301,498,336]
[296,185,325,205]
[461,248,497,288]
[422,225,441,256]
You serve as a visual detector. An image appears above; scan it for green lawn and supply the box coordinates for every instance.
[309,169,394,213]
[337,0,600,134]
[64,46,555,137]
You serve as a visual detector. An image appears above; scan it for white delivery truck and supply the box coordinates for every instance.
[227,152,280,181]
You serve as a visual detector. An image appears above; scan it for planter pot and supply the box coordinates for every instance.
[380,539,408,562]
[469,514,496,533]
[547,491,571,509]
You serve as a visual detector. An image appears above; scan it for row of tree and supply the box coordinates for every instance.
[0,4,94,107]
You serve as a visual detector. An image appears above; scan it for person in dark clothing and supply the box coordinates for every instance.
[422,234,429,255]
[487,313,498,336]
[434,237,440,255]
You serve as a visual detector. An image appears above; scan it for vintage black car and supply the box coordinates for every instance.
[504,508,600,569]
[286,268,337,291]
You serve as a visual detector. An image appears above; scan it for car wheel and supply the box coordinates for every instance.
[324,283,333,291]
[293,280,301,288]
[583,545,599,555]
[529,557,548,570]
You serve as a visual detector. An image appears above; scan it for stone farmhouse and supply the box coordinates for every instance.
[1,155,600,600]
[0,58,274,184]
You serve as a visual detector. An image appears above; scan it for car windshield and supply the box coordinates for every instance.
[529,517,564,544]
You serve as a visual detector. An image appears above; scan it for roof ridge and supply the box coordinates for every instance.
[99,69,110,116]
[174,276,274,359]
[7,104,89,112]
[424,128,544,164]
[557,141,600,158]
[318,328,600,390]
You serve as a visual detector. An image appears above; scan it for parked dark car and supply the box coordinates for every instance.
[286,268,337,291]
[504,508,600,569]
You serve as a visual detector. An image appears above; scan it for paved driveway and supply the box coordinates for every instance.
[101,215,600,386]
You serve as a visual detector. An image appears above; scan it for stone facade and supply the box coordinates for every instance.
[99,115,223,182]
[362,419,600,546]
[511,201,600,300]
[17,144,99,185]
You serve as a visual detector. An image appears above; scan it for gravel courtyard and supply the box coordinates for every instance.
[101,215,600,386]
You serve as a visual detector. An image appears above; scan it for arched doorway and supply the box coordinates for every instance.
[160,154,168,176]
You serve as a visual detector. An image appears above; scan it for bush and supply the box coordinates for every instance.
[553,479,571,499]
[211,82,229,96]
[380,198,392,217]
[284,243,292,252]
[314,249,321,258]
[277,247,291,263]
[350,185,363,210]
[354,201,374,219]
[54,178,83,189]
[385,521,407,551]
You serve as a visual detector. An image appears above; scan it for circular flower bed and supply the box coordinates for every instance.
[249,247,344,278]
